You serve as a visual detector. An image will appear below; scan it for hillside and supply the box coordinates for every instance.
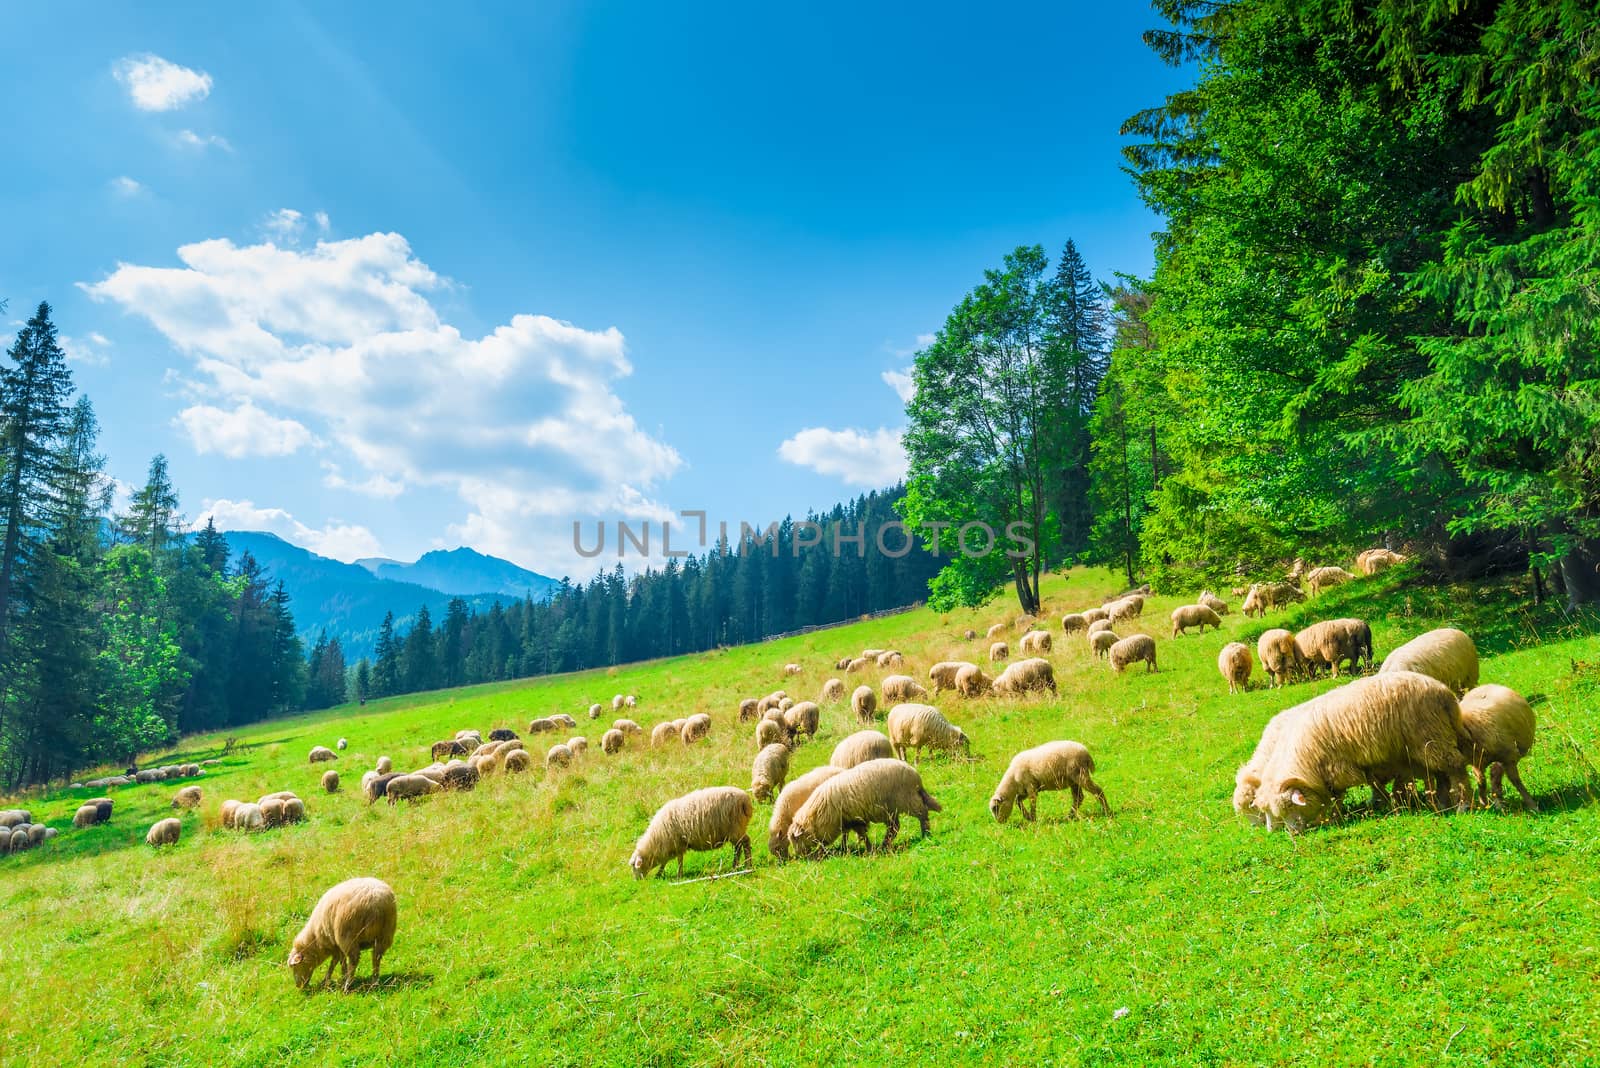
[3,567,1598,1065]
[354,546,560,601]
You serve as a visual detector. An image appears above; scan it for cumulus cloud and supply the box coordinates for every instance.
[114,54,213,111]
[175,401,319,458]
[777,426,906,487]
[109,176,145,197]
[176,129,231,151]
[882,367,914,404]
[61,333,113,366]
[82,221,683,573]
[322,462,404,499]
[262,208,304,240]
[195,498,382,562]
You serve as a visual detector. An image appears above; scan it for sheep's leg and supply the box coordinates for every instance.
[1067,784,1082,818]
[322,954,339,987]
[1368,780,1390,812]
[880,819,898,852]
[676,853,686,877]
[344,947,361,991]
[1085,780,1111,816]
[1472,766,1492,809]
[1501,763,1538,812]
[371,944,384,985]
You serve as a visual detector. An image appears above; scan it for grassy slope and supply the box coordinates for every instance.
[3,568,1599,1067]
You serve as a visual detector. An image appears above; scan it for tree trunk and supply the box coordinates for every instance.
[1011,561,1040,616]
[1555,538,1600,609]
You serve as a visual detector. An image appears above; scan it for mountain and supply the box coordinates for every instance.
[220,532,554,658]
[355,546,560,600]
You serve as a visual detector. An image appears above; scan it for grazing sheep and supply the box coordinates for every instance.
[1257,629,1306,688]
[1082,607,1109,625]
[1307,566,1354,596]
[322,770,340,794]
[1198,591,1229,616]
[72,805,100,828]
[8,826,32,852]
[750,743,792,802]
[986,623,1006,640]
[989,641,1009,662]
[629,786,754,878]
[1019,630,1053,655]
[430,740,468,762]
[233,803,266,832]
[1242,585,1266,618]
[1357,548,1405,575]
[991,658,1057,696]
[567,736,589,756]
[363,773,401,805]
[588,703,603,720]
[881,675,928,704]
[756,718,786,748]
[768,766,845,860]
[651,721,683,747]
[928,661,973,693]
[836,656,854,670]
[954,664,993,698]
[784,701,820,742]
[963,629,977,640]
[1232,706,1310,822]
[490,728,519,742]
[27,823,50,845]
[282,797,307,824]
[681,713,713,745]
[1109,634,1158,674]
[990,741,1110,822]
[1170,604,1222,637]
[601,728,625,755]
[260,798,287,827]
[1379,628,1479,694]
[442,763,481,791]
[288,877,397,992]
[336,738,348,751]
[1295,618,1374,678]
[876,651,905,669]
[220,799,241,829]
[376,756,393,775]
[614,718,642,736]
[1252,671,1470,832]
[411,765,447,785]
[455,729,483,748]
[784,663,802,676]
[739,698,760,721]
[1090,630,1119,658]
[851,685,878,723]
[820,678,846,704]
[625,695,638,708]
[613,694,625,711]
[528,717,558,734]
[786,758,942,855]
[1218,642,1252,693]
[886,703,970,765]
[845,657,872,674]
[1458,684,1538,811]
[1087,618,1113,637]
[831,730,895,770]
[1264,581,1306,609]
[1060,613,1088,635]
[546,744,574,770]
[309,746,338,764]
[489,749,522,774]
[384,774,438,804]
[172,785,202,809]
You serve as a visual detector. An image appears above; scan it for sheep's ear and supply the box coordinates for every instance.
[1289,788,1309,807]
[287,950,302,965]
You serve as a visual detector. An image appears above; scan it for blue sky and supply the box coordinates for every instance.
[0,2,1191,578]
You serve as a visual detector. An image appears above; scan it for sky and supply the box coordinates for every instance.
[0,2,1193,580]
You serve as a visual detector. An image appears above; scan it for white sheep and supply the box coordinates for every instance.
[1257,629,1305,688]
[885,703,970,764]
[233,802,266,832]
[1295,618,1373,677]
[784,701,820,742]
[1019,630,1053,655]
[651,721,683,747]
[1218,642,1252,693]
[601,728,625,755]
[288,877,397,991]
[376,756,393,774]
[954,663,992,698]
[784,663,802,676]
[681,713,713,745]
[756,718,786,749]
[989,741,1110,822]
[144,816,181,847]
[384,774,438,804]
[614,718,642,736]
[1198,591,1229,616]
[589,703,604,720]
[1306,566,1354,596]
[830,730,895,770]
[991,658,1056,696]
[1458,684,1537,811]
[785,758,942,855]
[322,770,340,794]
[1170,604,1222,636]
[1379,627,1479,694]
[851,685,878,723]
[629,787,754,878]
[750,743,792,801]
[989,641,1009,662]
[1090,630,1118,659]
[820,678,846,703]
[881,675,928,704]
[546,743,574,769]
[1060,613,1088,635]
[767,766,844,860]
[337,738,348,750]
[171,785,203,809]
[308,745,338,764]
[1108,634,1158,674]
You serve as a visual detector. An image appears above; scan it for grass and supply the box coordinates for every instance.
[3,566,1599,1066]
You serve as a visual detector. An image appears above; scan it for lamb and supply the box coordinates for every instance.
[1170,604,1222,636]
[1252,671,1470,832]
[784,701,820,742]
[614,719,642,736]
[1060,613,1088,635]
[528,717,558,734]
[954,664,992,698]
[1198,591,1229,615]
[851,684,878,723]
[309,746,338,764]
[322,770,341,793]
[986,623,1007,639]
[588,703,603,720]
[739,698,760,722]
[1458,684,1538,811]
[288,877,397,992]
[1294,618,1373,677]
[1379,627,1479,694]
[885,703,970,764]
[490,727,519,741]
[820,678,846,703]
[233,803,266,832]
[989,741,1110,822]
[1108,634,1158,674]
[384,774,439,804]
[1357,548,1405,575]
[786,758,942,855]
[336,738,348,751]
[845,657,871,674]
[767,766,845,860]
[629,787,754,878]
[989,641,1009,662]
[928,661,973,693]
[681,713,713,745]
[784,663,802,676]
[601,728,625,755]
[1086,618,1113,637]
[1019,630,1053,655]
[881,675,928,704]
[502,749,533,774]
[756,718,786,748]
[1242,585,1266,618]
[1257,629,1305,688]
[1090,630,1119,658]
[376,756,393,774]
[991,657,1057,696]
[547,744,574,769]
[282,797,307,824]
[1218,642,1252,693]
[651,721,683,747]
[442,763,481,791]
[831,730,895,770]
[750,743,792,801]
[1307,566,1354,596]
[172,785,203,809]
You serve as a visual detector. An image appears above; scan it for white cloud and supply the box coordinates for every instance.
[114,54,212,111]
[61,333,113,366]
[175,401,319,458]
[262,208,304,240]
[109,176,145,197]
[322,462,404,499]
[777,426,906,487]
[313,211,330,232]
[176,129,231,151]
[195,498,382,562]
[882,367,914,404]
[83,222,684,574]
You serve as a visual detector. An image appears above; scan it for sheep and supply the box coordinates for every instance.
[1108,598,1144,625]
[786,758,942,855]
[384,774,438,804]
[220,799,241,829]
[28,823,51,845]
[651,721,682,747]
[546,744,574,770]
[963,628,977,640]
[1218,642,1252,693]
[260,798,287,827]
[681,713,713,746]
[411,765,447,785]
[1019,630,1053,655]
[309,746,338,764]
[836,655,854,670]
[321,770,341,794]
[601,728,625,755]
[282,797,307,824]
[876,651,905,669]
[442,763,481,791]
[991,658,1056,696]
[1252,671,1470,832]
[614,719,642,736]
[567,735,589,756]
[1307,566,1354,596]
[624,695,638,708]
[928,661,972,693]
[490,727,519,742]
[784,701,820,742]
[1233,706,1311,822]
[851,685,878,723]
[750,743,792,802]
[588,703,603,720]
[376,756,393,774]
[1060,613,1088,635]
[288,877,397,992]
[1082,607,1109,625]
[86,798,113,822]
[629,787,754,878]
[768,766,844,860]
[1263,581,1306,609]
[784,663,802,676]
[1295,618,1374,678]
[831,730,895,770]
[233,803,266,832]
[1090,630,1119,658]
[1198,591,1229,616]
[1242,585,1266,618]
[455,729,483,747]
[172,785,203,809]
[362,773,401,805]
[989,641,1009,662]
[954,664,992,698]
[885,703,970,765]
[528,717,558,734]
[1357,548,1405,575]
[739,698,760,722]
[612,694,625,711]
[1458,684,1538,811]
[986,623,1007,639]
[1257,629,1305,688]
[1379,628,1479,694]
[881,675,928,704]
[820,678,846,704]
[503,748,533,773]
[989,741,1110,822]
[134,769,161,784]
[430,740,468,762]
[1109,634,1158,674]
[1170,604,1222,637]
[1087,618,1113,637]
[756,718,786,748]
[72,805,100,828]
[845,657,871,674]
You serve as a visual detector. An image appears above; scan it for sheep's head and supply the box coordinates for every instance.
[767,831,790,861]
[786,824,822,857]
[628,851,648,879]
[1256,779,1327,833]
[989,793,1014,823]
[287,945,321,988]
[954,729,971,755]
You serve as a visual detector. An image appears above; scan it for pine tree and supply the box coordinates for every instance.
[120,454,181,558]
[372,612,400,697]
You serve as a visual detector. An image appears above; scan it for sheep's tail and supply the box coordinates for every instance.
[920,787,943,813]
